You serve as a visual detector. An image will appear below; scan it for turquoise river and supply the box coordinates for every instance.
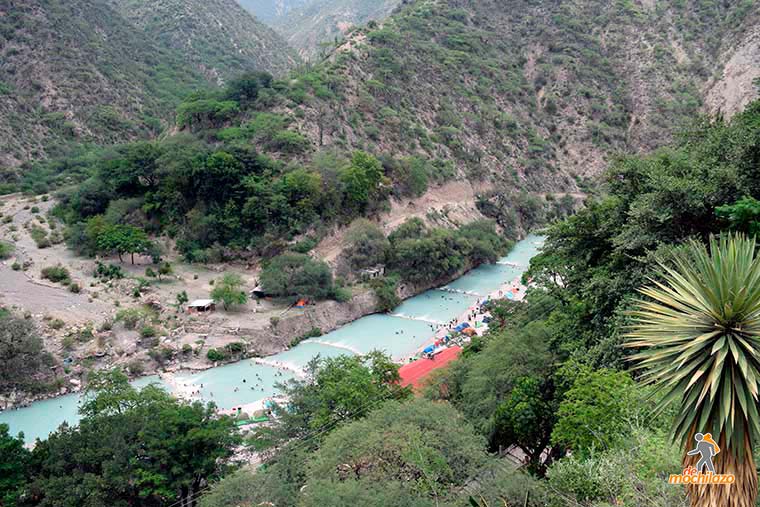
[0,234,545,442]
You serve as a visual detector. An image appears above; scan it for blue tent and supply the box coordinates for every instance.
[454,322,471,332]
[423,345,435,354]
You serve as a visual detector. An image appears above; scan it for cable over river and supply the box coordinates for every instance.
[0,234,545,442]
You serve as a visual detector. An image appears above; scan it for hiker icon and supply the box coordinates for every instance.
[687,433,720,473]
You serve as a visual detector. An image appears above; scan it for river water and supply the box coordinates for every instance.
[0,234,544,442]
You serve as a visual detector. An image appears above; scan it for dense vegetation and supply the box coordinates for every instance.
[6,0,755,237]
[0,313,54,395]
[11,69,515,307]
[15,371,239,507]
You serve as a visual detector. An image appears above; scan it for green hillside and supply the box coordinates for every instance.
[107,0,300,80]
[270,0,401,59]
[0,0,298,170]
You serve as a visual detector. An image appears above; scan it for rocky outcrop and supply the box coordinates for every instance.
[705,27,760,119]
[268,290,379,350]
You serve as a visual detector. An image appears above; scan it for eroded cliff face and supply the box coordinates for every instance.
[705,27,760,119]
[262,290,379,353]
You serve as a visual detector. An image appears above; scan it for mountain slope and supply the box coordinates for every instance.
[237,0,311,23]
[0,0,298,169]
[107,0,300,83]
[276,0,759,192]
[239,0,401,59]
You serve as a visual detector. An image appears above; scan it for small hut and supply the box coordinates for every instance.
[250,285,268,298]
[188,299,216,313]
[360,265,385,281]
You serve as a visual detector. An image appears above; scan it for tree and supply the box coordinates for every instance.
[300,399,487,507]
[224,71,272,106]
[350,150,384,189]
[210,273,247,311]
[27,370,240,507]
[0,424,30,507]
[490,376,557,474]
[157,262,173,281]
[339,164,371,214]
[0,314,50,392]
[342,218,389,273]
[551,369,640,455]
[390,228,468,284]
[262,352,410,444]
[96,224,153,264]
[626,234,760,507]
[260,252,335,300]
[176,290,189,308]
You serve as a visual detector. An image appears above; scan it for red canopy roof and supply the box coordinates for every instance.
[399,346,462,390]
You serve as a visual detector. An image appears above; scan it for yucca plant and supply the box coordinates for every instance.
[626,234,760,507]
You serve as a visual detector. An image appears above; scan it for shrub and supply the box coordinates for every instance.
[49,319,65,330]
[94,262,124,280]
[62,336,75,350]
[41,265,70,284]
[207,348,228,362]
[0,241,13,259]
[182,344,193,354]
[341,219,389,273]
[76,327,94,342]
[11,262,20,271]
[31,227,51,248]
[139,325,156,339]
[226,342,245,354]
[148,346,174,365]
[292,237,317,253]
[115,307,152,330]
[126,359,145,375]
[370,276,401,312]
[68,282,81,294]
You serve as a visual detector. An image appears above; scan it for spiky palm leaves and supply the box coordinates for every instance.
[626,234,760,507]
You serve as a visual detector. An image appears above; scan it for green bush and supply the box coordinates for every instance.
[49,319,66,330]
[139,325,156,339]
[115,307,152,330]
[31,227,50,248]
[41,265,71,284]
[0,241,13,259]
[94,262,125,280]
[206,348,228,362]
[68,282,81,294]
[370,276,401,312]
[226,342,245,354]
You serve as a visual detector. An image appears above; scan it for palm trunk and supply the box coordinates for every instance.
[684,431,757,507]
